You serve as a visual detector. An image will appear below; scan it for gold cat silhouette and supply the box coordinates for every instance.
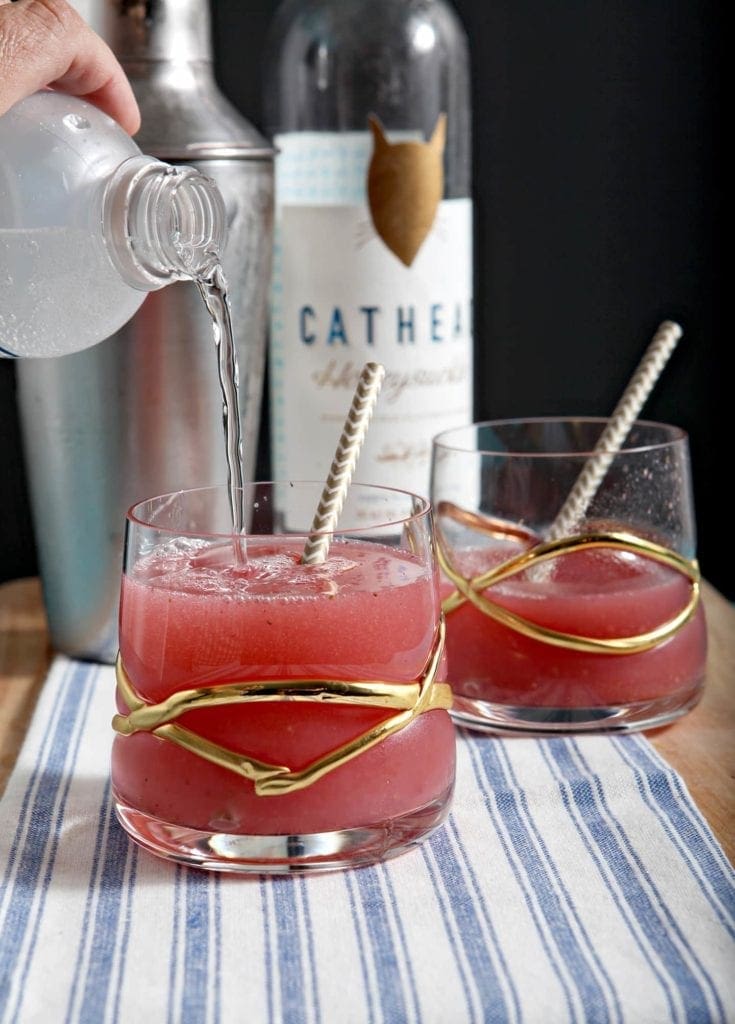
[366,114,446,267]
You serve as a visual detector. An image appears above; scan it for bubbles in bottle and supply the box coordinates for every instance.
[62,114,91,132]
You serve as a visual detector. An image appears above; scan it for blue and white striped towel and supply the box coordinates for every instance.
[1,656,733,1024]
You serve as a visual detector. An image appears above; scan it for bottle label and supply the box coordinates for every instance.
[270,131,473,524]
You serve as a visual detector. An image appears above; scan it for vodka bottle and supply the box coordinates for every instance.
[263,0,473,519]
[0,90,225,358]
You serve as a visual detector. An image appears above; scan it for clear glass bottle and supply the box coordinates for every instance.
[0,91,225,358]
[263,0,473,519]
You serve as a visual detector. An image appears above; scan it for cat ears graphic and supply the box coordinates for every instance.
[366,113,448,267]
[367,113,447,152]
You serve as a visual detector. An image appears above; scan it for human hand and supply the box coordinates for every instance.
[0,0,140,133]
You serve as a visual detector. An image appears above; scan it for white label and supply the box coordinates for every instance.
[270,133,473,525]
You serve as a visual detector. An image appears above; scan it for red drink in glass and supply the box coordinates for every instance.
[432,418,707,733]
[111,484,454,872]
[442,540,707,714]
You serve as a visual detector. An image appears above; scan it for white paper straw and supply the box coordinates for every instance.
[301,362,386,565]
[546,319,682,542]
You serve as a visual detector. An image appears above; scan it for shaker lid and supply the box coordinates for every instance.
[102,0,275,161]
[105,0,212,64]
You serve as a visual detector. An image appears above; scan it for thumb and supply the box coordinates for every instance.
[0,0,140,134]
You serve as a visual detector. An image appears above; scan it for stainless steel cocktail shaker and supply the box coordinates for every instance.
[16,0,274,662]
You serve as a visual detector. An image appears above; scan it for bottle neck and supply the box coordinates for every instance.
[103,157,226,290]
[104,0,213,64]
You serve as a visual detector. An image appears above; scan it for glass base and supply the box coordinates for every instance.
[449,683,704,736]
[113,789,452,874]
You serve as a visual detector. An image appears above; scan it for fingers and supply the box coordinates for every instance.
[0,0,140,134]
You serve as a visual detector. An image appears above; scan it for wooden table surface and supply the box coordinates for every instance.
[1,576,733,863]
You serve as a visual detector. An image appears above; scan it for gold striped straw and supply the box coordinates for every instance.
[545,320,682,542]
[301,362,386,565]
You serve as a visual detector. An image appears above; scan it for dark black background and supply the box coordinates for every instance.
[0,1,726,596]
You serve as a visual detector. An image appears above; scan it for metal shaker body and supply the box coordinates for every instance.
[16,0,274,662]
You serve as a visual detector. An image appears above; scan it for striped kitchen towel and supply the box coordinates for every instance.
[1,656,733,1024]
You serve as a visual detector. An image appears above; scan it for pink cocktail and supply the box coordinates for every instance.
[441,539,706,718]
[111,483,454,872]
[431,419,707,733]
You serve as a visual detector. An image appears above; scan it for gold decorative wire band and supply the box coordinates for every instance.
[112,618,450,796]
[437,502,700,655]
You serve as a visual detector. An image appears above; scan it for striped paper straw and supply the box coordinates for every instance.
[546,319,682,542]
[301,362,386,565]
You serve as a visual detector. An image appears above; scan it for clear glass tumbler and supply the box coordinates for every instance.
[431,418,707,734]
[111,483,454,873]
